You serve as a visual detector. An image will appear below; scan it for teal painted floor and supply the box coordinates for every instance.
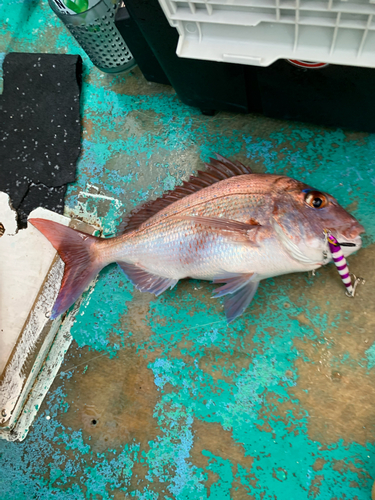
[1,1,375,498]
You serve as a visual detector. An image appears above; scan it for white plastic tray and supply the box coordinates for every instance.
[158,0,375,67]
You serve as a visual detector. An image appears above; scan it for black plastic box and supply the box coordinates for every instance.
[116,0,375,132]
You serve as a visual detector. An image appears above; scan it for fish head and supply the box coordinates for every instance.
[272,178,365,264]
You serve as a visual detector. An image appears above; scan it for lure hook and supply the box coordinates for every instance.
[323,228,365,298]
[345,274,365,298]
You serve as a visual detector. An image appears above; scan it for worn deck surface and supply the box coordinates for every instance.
[1,1,375,499]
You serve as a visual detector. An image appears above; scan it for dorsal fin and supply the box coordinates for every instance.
[119,154,253,234]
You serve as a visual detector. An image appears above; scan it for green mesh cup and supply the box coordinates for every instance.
[48,0,136,73]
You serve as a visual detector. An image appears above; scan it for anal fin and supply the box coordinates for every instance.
[212,273,259,323]
[117,262,178,296]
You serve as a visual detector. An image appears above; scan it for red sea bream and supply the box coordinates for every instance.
[29,155,364,323]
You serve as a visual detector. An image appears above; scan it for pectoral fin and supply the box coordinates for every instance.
[180,216,261,246]
[212,272,259,323]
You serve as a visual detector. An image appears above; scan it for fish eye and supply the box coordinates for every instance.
[305,191,328,209]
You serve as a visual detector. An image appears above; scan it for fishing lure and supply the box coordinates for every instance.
[325,230,364,297]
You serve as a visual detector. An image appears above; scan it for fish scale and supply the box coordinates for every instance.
[113,192,270,275]
[29,154,364,323]
[115,187,277,281]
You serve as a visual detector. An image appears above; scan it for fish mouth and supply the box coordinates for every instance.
[329,222,364,248]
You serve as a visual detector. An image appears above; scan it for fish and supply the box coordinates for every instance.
[29,154,365,323]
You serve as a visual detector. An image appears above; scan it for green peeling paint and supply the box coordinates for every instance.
[69,264,134,355]
[365,344,375,370]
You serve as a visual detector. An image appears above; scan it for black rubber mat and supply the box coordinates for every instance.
[0,53,82,227]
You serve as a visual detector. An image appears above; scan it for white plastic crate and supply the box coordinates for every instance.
[157,0,375,67]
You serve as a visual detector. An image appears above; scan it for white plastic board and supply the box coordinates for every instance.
[0,193,98,440]
[158,0,375,67]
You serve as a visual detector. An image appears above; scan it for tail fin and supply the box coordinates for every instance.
[29,218,103,319]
